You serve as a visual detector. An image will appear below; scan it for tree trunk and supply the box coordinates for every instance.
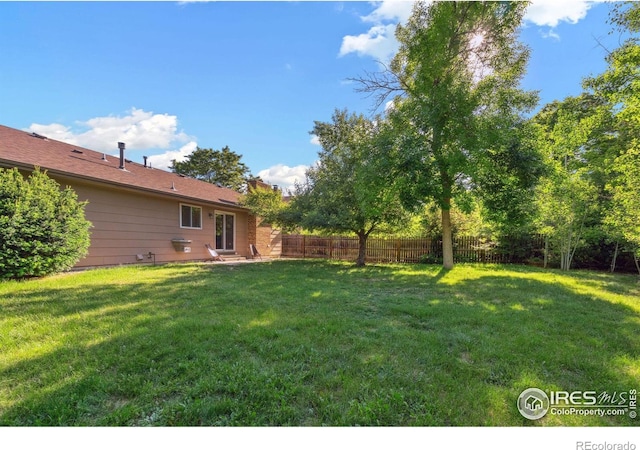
[543,235,549,269]
[563,231,570,270]
[560,229,575,271]
[610,241,619,273]
[356,231,367,267]
[633,251,640,276]
[563,219,585,271]
[441,203,454,270]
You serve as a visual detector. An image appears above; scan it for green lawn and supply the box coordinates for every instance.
[1,260,638,426]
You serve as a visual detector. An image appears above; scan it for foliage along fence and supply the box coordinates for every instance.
[281,234,547,265]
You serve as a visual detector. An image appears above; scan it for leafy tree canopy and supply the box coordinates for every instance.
[291,109,408,266]
[355,1,540,268]
[585,1,640,264]
[240,182,298,232]
[170,146,250,192]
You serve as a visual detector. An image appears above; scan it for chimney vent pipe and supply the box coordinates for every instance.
[118,142,126,169]
[143,156,148,168]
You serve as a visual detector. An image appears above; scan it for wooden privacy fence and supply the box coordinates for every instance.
[281,234,546,264]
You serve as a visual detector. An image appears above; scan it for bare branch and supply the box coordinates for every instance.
[347,61,410,113]
[591,33,613,56]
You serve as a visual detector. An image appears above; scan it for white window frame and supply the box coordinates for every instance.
[214,211,236,251]
[180,203,203,230]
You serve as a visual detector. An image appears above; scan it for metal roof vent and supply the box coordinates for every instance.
[118,142,126,170]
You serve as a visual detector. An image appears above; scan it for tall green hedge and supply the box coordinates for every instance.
[0,167,91,279]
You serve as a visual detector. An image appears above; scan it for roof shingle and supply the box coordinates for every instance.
[0,124,243,208]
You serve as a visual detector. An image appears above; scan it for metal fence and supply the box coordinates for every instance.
[281,234,546,264]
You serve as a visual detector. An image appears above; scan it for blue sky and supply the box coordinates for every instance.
[0,1,625,191]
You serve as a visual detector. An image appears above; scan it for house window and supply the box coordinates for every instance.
[215,213,235,251]
[180,204,202,229]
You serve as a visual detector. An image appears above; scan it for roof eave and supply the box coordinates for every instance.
[0,159,248,212]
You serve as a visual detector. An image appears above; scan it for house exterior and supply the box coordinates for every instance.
[0,124,280,267]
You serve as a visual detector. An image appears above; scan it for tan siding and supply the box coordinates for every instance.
[52,178,249,267]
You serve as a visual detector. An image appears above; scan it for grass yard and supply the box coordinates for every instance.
[0,260,638,426]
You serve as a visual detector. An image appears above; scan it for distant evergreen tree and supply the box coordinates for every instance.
[170,146,250,192]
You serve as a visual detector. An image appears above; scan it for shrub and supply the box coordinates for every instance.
[418,253,442,265]
[0,167,91,279]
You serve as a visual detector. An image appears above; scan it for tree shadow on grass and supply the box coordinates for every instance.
[0,263,325,426]
[369,267,639,425]
[1,261,638,426]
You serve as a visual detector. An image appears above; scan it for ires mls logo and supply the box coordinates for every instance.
[517,387,638,420]
[517,388,550,420]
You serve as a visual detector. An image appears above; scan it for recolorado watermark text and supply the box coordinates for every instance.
[576,442,636,450]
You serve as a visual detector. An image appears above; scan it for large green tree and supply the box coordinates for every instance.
[355,1,539,269]
[531,95,613,270]
[605,146,640,272]
[585,1,640,272]
[291,109,407,266]
[170,146,250,192]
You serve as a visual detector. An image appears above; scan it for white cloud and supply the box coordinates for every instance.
[524,0,596,28]
[27,123,77,144]
[339,0,418,62]
[147,141,198,171]
[361,0,415,24]
[339,23,400,62]
[340,0,601,59]
[384,99,396,112]
[27,108,190,153]
[540,28,561,41]
[310,134,321,146]
[257,163,309,193]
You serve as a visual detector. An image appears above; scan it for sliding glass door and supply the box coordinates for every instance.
[215,213,235,251]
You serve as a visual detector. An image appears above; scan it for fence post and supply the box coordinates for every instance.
[303,235,306,259]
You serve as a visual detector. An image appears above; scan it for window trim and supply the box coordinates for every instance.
[180,203,203,230]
